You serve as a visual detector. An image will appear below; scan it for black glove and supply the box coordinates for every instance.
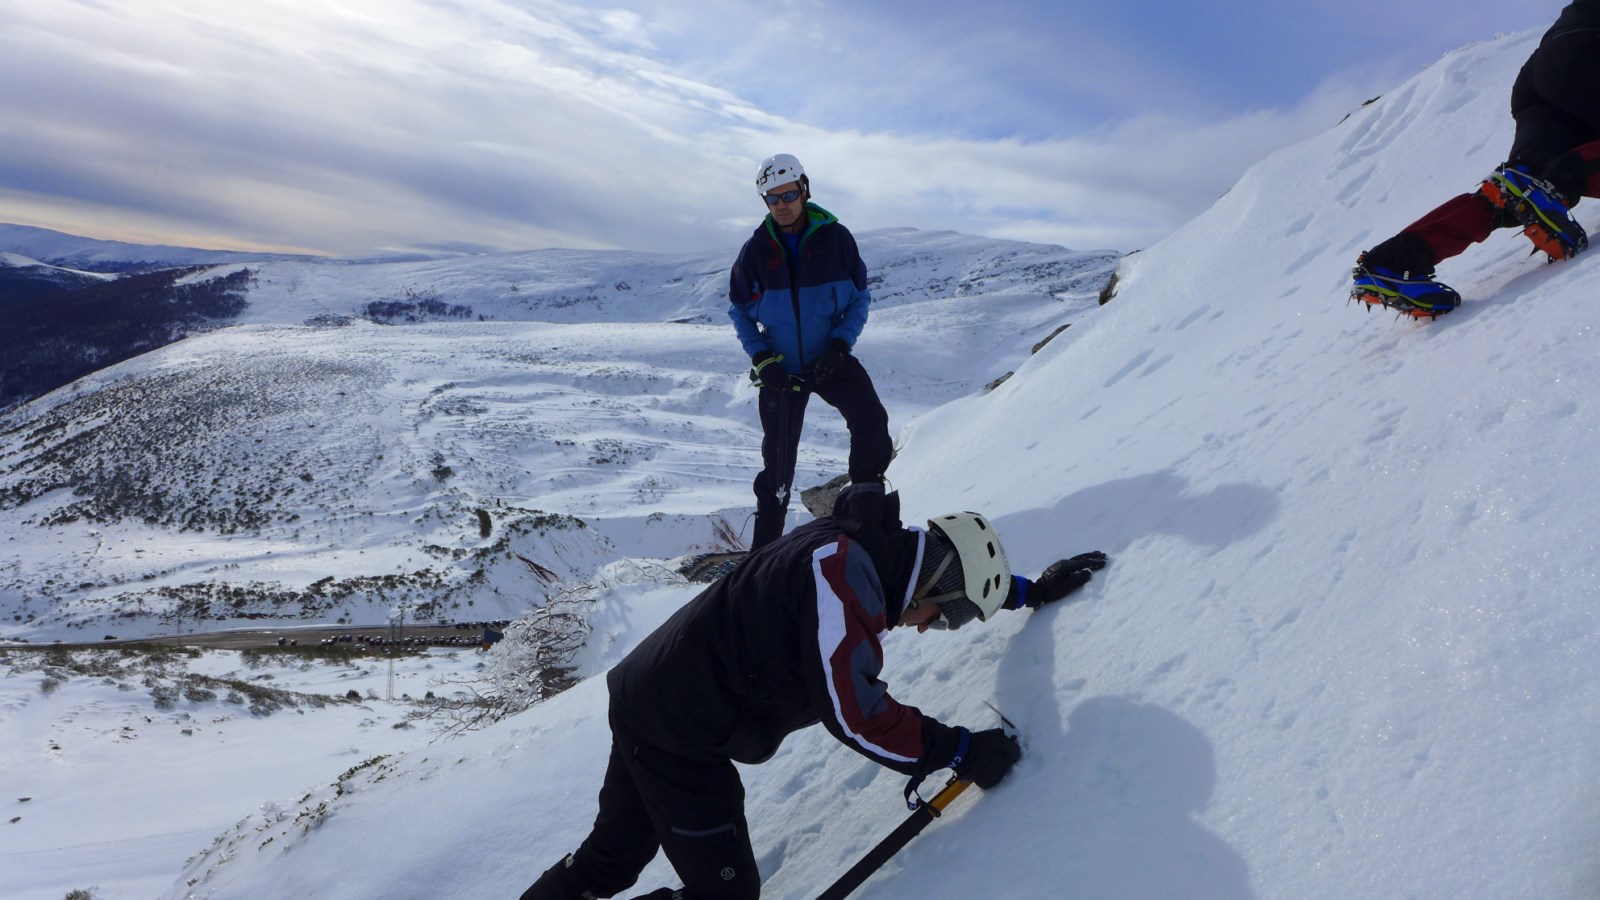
[811,339,851,382]
[749,350,790,391]
[1029,551,1109,608]
[956,727,1022,789]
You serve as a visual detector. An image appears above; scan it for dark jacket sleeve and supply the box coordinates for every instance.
[804,536,959,774]
[728,238,771,359]
[829,226,871,349]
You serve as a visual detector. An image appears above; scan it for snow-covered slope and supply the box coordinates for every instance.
[0,230,1113,641]
[130,28,1600,900]
[0,251,113,278]
[0,251,115,290]
[889,28,1600,899]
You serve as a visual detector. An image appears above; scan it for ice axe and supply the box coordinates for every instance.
[814,704,1019,900]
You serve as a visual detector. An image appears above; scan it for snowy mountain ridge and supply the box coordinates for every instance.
[0,251,111,276]
[0,250,116,286]
[0,223,320,272]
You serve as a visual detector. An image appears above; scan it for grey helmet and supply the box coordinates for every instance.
[914,513,1011,629]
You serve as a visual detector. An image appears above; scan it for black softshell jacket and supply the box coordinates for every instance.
[605,486,962,775]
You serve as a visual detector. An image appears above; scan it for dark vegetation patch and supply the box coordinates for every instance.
[0,267,254,411]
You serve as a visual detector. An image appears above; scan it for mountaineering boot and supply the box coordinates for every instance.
[520,853,601,900]
[1350,254,1462,319]
[1479,164,1589,261]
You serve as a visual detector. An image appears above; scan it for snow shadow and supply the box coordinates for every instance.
[999,470,1280,559]
[990,563,1258,897]
[986,572,1255,895]
[1057,697,1252,898]
[986,694,1255,899]
[983,526,1257,900]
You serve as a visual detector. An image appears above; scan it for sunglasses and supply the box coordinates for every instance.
[763,188,803,207]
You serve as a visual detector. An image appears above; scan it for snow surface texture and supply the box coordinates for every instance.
[5,27,1600,900]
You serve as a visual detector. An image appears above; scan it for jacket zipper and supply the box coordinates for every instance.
[784,215,815,371]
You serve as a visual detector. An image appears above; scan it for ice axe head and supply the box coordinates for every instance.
[983,700,1019,741]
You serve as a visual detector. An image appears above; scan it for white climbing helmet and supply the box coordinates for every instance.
[755,153,806,195]
[922,512,1011,623]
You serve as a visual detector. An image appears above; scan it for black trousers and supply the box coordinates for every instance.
[750,354,891,550]
[1367,31,1600,273]
[1508,31,1600,191]
[529,718,759,900]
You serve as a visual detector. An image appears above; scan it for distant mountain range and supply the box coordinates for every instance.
[0,224,472,411]
[0,223,317,272]
[0,251,115,296]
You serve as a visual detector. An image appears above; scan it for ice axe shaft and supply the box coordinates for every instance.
[815,703,1016,900]
[813,777,970,900]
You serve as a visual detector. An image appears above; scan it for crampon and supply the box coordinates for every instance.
[1479,165,1589,262]
[1350,256,1461,320]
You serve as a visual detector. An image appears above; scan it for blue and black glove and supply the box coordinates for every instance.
[1001,552,1109,611]
[1026,551,1108,609]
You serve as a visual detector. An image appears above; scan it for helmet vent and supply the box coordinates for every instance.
[924,512,1010,626]
[756,153,806,194]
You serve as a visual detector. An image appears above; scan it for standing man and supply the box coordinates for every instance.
[518,483,1110,899]
[730,154,892,549]
[1351,0,1599,318]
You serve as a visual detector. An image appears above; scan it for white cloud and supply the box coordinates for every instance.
[0,0,1562,256]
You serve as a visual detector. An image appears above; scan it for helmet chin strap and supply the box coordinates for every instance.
[910,549,958,608]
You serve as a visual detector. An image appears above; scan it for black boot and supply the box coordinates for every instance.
[520,853,597,900]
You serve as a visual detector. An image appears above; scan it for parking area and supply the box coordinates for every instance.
[9,621,512,652]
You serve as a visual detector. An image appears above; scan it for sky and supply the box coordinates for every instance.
[12,26,1600,898]
[0,0,1569,257]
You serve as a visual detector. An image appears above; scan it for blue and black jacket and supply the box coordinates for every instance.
[727,203,871,376]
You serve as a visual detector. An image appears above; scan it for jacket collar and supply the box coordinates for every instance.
[828,483,921,626]
[762,202,837,243]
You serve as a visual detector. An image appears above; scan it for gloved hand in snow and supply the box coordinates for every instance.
[1027,551,1109,608]
[955,727,1022,789]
